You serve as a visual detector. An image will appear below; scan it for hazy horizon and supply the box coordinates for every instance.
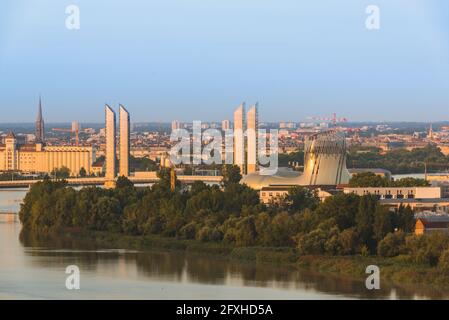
[1,120,448,126]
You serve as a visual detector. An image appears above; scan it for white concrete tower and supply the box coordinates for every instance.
[247,103,258,174]
[119,104,130,177]
[233,103,246,175]
[105,104,116,188]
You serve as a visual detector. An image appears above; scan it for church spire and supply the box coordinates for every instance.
[35,95,45,143]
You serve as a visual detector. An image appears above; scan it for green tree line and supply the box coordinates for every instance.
[349,172,429,187]
[347,144,449,174]
[18,165,449,271]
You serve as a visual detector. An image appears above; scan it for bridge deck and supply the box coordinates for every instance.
[0,175,223,189]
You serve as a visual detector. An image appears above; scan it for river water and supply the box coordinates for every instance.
[0,189,448,300]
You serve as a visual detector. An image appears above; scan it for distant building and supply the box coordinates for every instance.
[105,105,116,187]
[260,186,289,204]
[0,100,95,175]
[427,173,449,183]
[119,105,130,177]
[233,103,246,175]
[91,162,104,176]
[160,152,171,168]
[381,198,449,212]
[0,131,95,176]
[427,124,434,140]
[171,120,181,131]
[242,131,351,189]
[71,121,80,133]
[344,187,441,199]
[436,144,449,156]
[259,185,333,204]
[415,217,449,235]
[247,103,258,174]
[221,119,230,131]
[35,96,45,143]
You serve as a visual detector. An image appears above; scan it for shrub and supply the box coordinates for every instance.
[438,248,449,272]
[196,226,212,242]
[406,233,449,266]
[339,228,358,255]
[377,231,406,257]
[296,229,327,255]
[179,222,197,239]
[360,245,370,257]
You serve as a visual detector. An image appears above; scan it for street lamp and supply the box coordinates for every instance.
[414,161,427,181]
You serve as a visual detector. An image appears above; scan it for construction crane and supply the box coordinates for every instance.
[52,126,80,146]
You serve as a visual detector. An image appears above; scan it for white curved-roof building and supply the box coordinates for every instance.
[241,130,351,190]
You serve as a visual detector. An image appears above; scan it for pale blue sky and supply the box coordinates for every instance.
[1,0,449,122]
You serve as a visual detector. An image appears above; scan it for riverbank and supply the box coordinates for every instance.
[25,228,449,290]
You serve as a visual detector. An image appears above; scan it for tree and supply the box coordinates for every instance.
[347,144,449,174]
[235,216,257,246]
[278,150,304,167]
[284,186,319,213]
[269,212,298,246]
[314,193,360,230]
[438,248,449,271]
[89,197,122,232]
[349,172,389,187]
[51,166,71,179]
[355,195,377,251]
[222,164,242,186]
[397,205,415,232]
[377,231,406,257]
[129,156,157,172]
[392,177,429,187]
[406,232,449,266]
[339,228,358,255]
[296,229,327,255]
[116,176,134,189]
[373,205,394,242]
[79,167,87,177]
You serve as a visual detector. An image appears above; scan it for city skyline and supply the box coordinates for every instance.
[1,1,449,122]
[3,96,449,126]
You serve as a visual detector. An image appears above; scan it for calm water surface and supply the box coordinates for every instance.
[0,189,448,300]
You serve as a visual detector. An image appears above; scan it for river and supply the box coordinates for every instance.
[0,189,447,300]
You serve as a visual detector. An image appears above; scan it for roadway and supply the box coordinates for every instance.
[0,175,223,189]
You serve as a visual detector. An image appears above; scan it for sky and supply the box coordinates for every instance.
[1,0,449,123]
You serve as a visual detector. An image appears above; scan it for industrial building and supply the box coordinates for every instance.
[241,130,351,190]
[0,100,96,176]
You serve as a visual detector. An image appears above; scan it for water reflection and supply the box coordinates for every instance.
[17,227,449,300]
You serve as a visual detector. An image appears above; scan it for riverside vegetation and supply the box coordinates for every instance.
[18,166,449,287]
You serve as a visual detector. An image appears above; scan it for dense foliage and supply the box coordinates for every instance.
[347,144,449,174]
[19,169,449,271]
[278,150,304,167]
[129,156,158,172]
[349,172,429,187]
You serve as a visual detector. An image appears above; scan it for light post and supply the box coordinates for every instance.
[415,161,427,181]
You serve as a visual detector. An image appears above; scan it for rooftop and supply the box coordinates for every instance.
[417,218,449,228]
